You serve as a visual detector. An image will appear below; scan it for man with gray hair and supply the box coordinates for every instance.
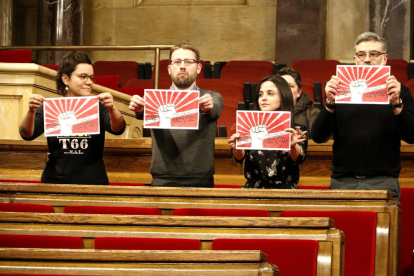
[311,32,414,200]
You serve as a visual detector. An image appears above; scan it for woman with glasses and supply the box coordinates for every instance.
[19,52,125,185]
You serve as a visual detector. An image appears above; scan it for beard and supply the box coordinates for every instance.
[171,71,197,89]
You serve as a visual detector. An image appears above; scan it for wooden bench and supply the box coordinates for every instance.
[0,248,278,275]
[2,138,414,187]
[0,183,399,276]
[0,212,340,276]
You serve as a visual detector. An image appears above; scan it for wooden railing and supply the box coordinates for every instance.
[0,45,174,89]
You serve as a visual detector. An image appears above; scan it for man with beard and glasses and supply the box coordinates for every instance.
[312,32,414,201]
[129,43,223,187]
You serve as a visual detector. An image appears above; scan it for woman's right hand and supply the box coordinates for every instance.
[29,94,45,112]
[227,133,241,149]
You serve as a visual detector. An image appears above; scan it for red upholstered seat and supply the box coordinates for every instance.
[297,186,329,190]
[0,234,83,249]
[213,184,242,188]
[0,49,32,63]
[196,78,244,136]
[64,206,161,215]
[291,60,340,85]
[387,59,408,85]
[280,211,377,276]
[95,237,201,250]
[399,188,414,275]
[124,78,155,89]
[109,182,145,186]
[93,75,119,90]
[212,239,318,276]
[220,61,274,84]
[0,179,41,183]
[172,208,269,217]
[93,61,138,87]
[0,203,54,213]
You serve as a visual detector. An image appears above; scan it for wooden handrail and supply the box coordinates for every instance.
[0,45,175,89]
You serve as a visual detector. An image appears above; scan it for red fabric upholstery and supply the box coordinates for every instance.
[41,65,59,71]
[280,211,377,276]
[0,179,41,183]
[0,50,32,63]
[297,186,329,190]
[399,188,414,275]
[291,60,340,86]
[0,203,54,213]
[93,61,138,87]
[213,184,242,188]
[93,75,119,90]
[125,78,155,89]
[405,78,414,98]
[95,237,200,250]
[116,87,145,97]
[109,182,145,186]
[0,234,83,249]
[197,78,244,135]
[387,59,408,85]
[212,239,318,276]
[172,208,269,217]
[64,206,161,215]
[220,61,274,84]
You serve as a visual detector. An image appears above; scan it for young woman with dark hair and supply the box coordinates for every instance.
[227,76,308,189]
[19,52,125,185]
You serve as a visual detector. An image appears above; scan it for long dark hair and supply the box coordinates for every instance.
[254,76,294,111]
[56,52,92,96]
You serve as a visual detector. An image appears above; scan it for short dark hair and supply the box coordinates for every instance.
[276,67,302,89]
[56,52,92,96]
[169,43,200,62]
[254,76,294,118]
[354,32,387,53]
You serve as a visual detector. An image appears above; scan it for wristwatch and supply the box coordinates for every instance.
[390,98,403,109]
[325,99,336,109]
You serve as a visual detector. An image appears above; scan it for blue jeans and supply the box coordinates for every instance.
[330,175,400,201]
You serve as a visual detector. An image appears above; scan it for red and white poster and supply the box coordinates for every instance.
[236,111,291,150]
[143,89,199,129]
[336,65,390,104]
[44,96,99,137]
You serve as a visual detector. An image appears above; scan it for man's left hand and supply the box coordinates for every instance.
[387,75,401,105]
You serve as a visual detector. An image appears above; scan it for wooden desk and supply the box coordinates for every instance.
[0,248,278,275]
[0,183,399,276]
[0,212,339,276]
[2,138,414,187]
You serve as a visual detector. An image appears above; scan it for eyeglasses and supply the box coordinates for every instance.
[68,73,96,82]
[170,59,198,67]
[354,51,386,61]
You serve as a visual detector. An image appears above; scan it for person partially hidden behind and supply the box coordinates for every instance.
[311,32,414,200]
[129,43,223,187]
[19,52,126,185]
